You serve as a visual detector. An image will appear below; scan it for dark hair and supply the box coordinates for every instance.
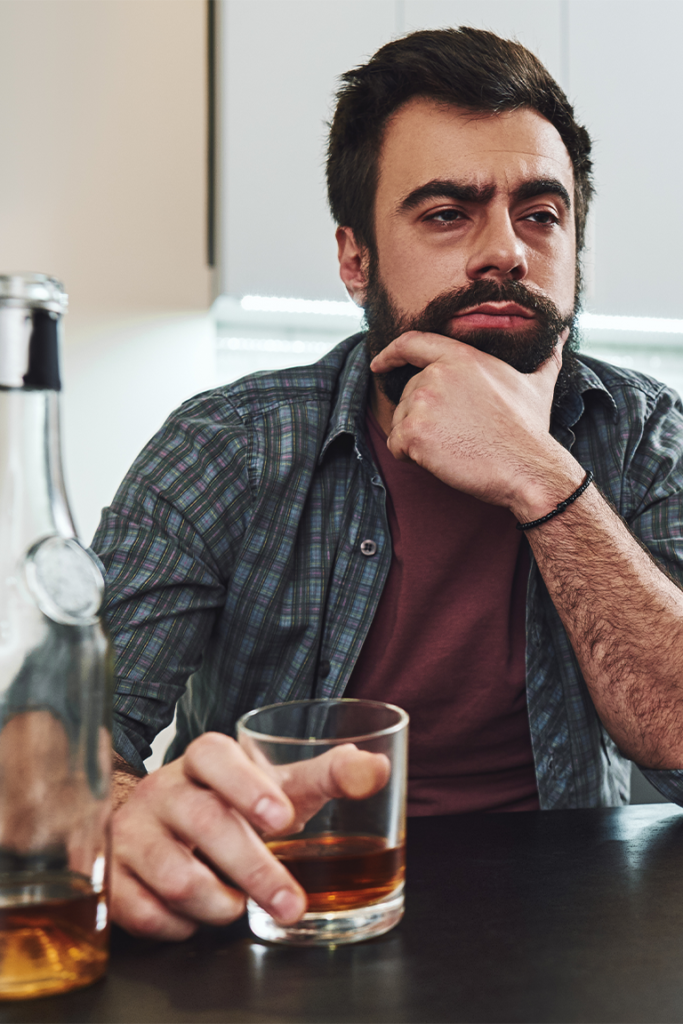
[326,27,594,252]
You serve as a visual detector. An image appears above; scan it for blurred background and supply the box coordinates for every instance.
[1,0,681,793]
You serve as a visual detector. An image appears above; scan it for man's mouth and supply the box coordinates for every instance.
[448,302,536,332]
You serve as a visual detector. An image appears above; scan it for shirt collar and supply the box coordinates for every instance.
[319,334,370,464]
[554,356,619,431]
[319,337,619,464]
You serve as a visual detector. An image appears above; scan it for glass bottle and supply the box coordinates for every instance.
[0,274,112,1000]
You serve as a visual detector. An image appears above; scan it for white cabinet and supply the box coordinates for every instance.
[217,0,397,302]
[215,0,683,383]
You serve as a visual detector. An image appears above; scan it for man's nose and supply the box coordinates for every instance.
[465,211,528,282]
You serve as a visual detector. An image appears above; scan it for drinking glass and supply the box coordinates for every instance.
[237,698,408,945]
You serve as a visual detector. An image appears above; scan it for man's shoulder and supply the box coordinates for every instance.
[573,352,683,439]
[175,333,365,430]
[577,352,680,407]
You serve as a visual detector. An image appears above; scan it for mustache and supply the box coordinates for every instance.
[363,271,579,409]
[399,279,571,337]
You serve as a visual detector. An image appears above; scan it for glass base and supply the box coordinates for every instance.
[248,885,404,946]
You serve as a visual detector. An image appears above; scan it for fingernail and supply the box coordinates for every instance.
[254,795,291,831]
[270,887,306,923]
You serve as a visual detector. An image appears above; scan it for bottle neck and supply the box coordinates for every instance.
[0,389,75,554]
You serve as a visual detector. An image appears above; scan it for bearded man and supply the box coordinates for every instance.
[93,27,683,940]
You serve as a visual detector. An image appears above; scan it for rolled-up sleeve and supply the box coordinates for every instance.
[92,392,252,772]
[627,383,683,804]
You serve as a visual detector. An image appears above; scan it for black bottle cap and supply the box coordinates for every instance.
[22,310,61,391]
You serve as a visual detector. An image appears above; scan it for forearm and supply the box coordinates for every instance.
[520,469,683,768]
[112,751,145,811]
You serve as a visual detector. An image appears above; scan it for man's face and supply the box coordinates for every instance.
[363,99,578,405]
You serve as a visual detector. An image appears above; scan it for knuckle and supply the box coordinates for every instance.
[158,871,198,908]
[241,857,281,898]
[118,899,168,938]
[132,761,182,806]
[412,385,432,407]
[184,732,235,773]
[151,847,203,906]
[110,871,193,940]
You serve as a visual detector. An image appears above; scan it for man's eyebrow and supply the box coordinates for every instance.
[512,178,572,211]
[397,177,572,213]
[398,179,496,212]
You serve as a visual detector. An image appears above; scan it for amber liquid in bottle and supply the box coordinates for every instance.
[0,874,108,1000]
[267,833,405,912]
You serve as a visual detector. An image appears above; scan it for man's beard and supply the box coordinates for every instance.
[363,262,581,414]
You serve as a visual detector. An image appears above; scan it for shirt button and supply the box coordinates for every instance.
[318,660,331,679]
[360,539,377,557]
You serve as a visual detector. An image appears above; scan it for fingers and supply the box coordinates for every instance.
[275,745,391,830]
[110,733,309,939]
[112,789,249,935]
[532,334,566,392]
[110,735,390,942]
[184,732,295,834]
[370,330,456,373]
[111,859,200,942]
[159,783,306,924]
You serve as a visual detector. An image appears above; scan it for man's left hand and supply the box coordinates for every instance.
[370,329,580,517]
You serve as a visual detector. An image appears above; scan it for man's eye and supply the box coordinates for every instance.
[525,211,559,226]
[425,209,465,223]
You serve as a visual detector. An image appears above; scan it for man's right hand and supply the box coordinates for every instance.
[111,732,389,940]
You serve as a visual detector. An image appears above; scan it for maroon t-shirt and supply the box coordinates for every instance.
[345,408,540,815]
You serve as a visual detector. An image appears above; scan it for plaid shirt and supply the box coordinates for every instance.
[93,333,683,807]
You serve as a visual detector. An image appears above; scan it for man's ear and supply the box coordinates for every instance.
[336,226,369,305]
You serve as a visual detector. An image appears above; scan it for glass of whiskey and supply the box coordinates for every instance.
[238,698,408,945]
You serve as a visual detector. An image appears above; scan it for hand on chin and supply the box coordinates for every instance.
[370,328,574,514]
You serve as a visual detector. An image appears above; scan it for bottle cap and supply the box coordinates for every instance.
[0,273,65,389]
[0,274,68,315]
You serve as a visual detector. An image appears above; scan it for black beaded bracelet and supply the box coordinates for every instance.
[516,470,594,532]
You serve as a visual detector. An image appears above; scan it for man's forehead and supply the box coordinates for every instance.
[377,98,574,197]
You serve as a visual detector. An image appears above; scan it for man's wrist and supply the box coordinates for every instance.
[112,751,146,811]
[507,446,586,525]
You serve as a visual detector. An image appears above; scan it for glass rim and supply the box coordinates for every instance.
[236,698,409,745]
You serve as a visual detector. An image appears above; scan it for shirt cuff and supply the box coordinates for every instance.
[112,714,150,775]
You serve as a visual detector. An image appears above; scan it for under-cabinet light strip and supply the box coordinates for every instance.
[241,295,362,318]
[240,296,683,334]
[217,337,332,353]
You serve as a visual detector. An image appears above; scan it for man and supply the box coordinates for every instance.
[94,27,683,940]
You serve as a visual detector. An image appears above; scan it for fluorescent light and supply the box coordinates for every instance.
[579,313,683,334]
[218,337,334,354]
[241,295,362,318]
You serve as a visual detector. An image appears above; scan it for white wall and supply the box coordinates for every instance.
[217,0,565,304]
[0,0,214,544]
[567,0,683,319]
[215,0,683,390]
[0,0,214,770]
[219,0,683,316]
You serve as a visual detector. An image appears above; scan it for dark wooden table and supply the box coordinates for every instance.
[4,804,683,1023]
